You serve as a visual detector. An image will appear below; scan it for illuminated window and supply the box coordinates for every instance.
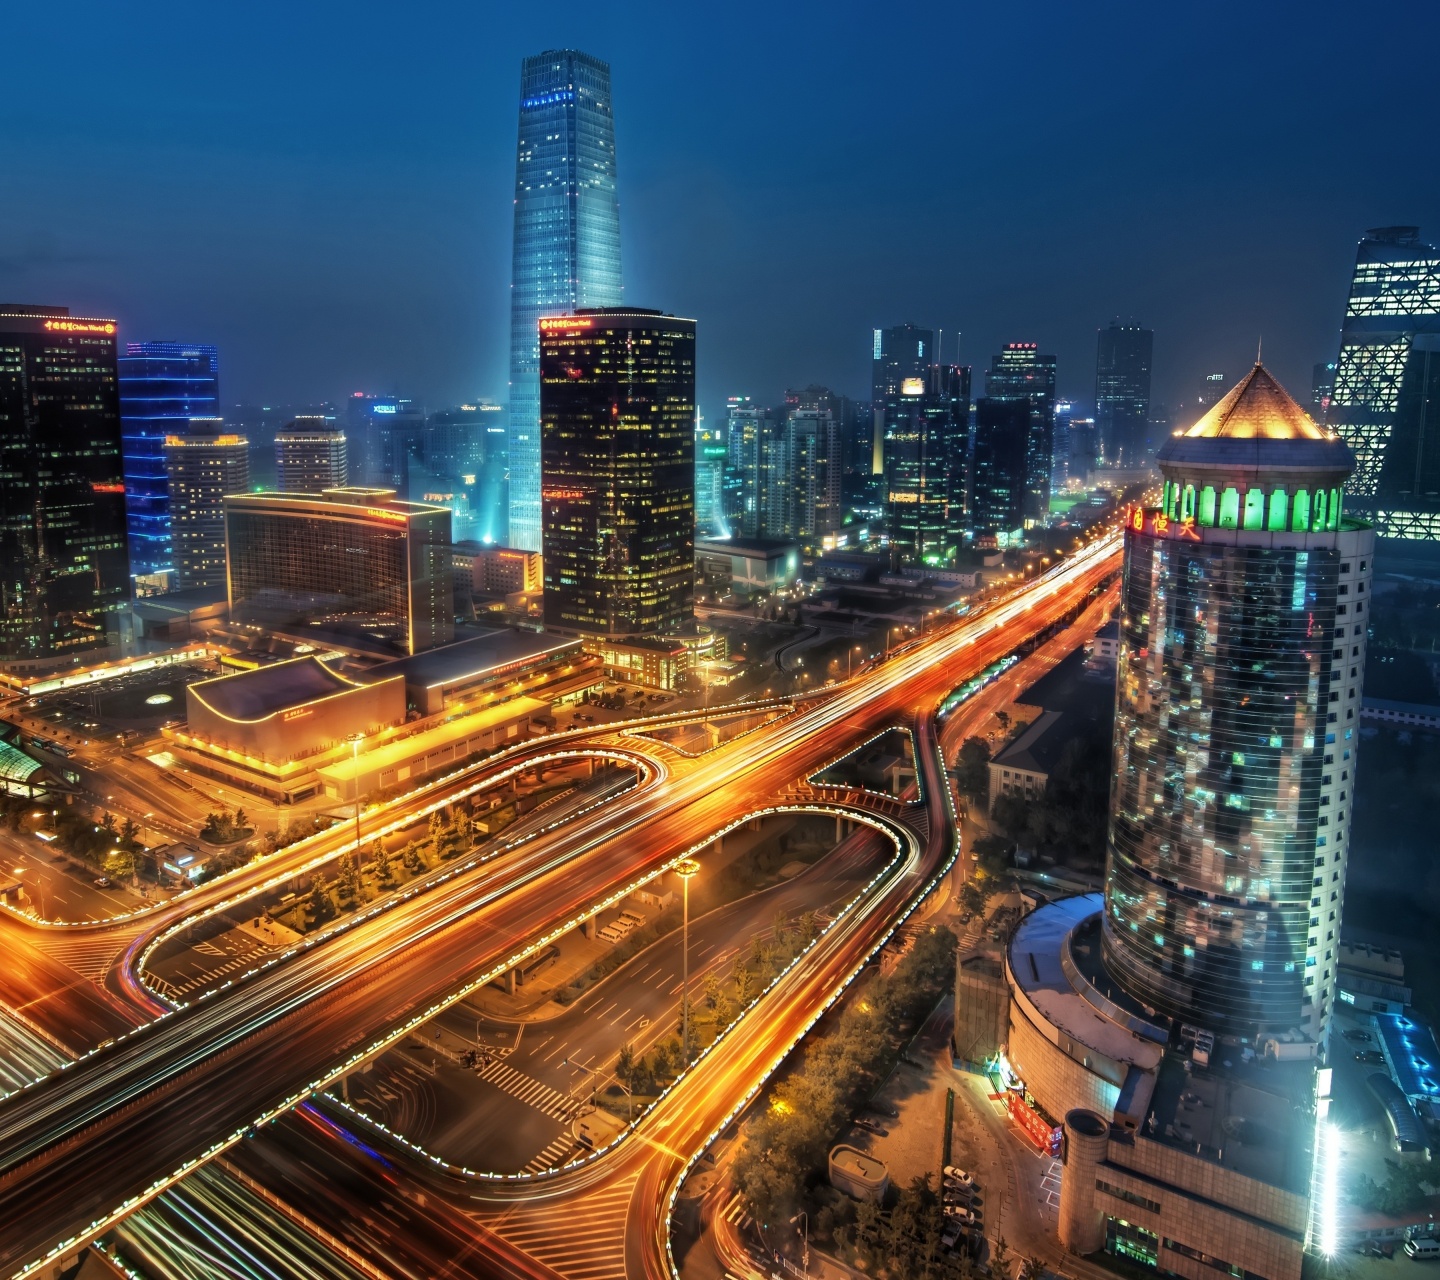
[1243,489,1265,530]
[1199,486,1217,525]
[1267,489,1288,532]
[1218,488,1240,528]
[1182,484,1196,521]
[1291,489,1311,531]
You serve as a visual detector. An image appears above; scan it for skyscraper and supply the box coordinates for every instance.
[1329,226,1440,540]
[1110,363,1369,1042]
[117,341,220,579]
[774,406,842,551]
[985,343,1056,524]
[724,398,771,539]
[872,324,935,478]
[540,309,695,637]
[694,410,728,539]
[0,306,129,659]
[508,50,624,553]
[1094,322,1153,465]
[1311,361,1336,417]
[164,420,251,590]
[970,397,1030,541]
[883,364,969,565]
[275,417,348,492]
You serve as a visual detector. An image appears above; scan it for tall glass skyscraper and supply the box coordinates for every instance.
[1107,364,1371,1043]
[117,341,220,578]
[1094,321,1153,466]
[508,49,624,553]
[1329,226,1440,540]
[985,343,1056,525]
[882,364,969,565]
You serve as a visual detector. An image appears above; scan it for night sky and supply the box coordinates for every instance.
[3,1,1438,426]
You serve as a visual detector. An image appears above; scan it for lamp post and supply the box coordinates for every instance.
[675,857,700,1065]
[346,733,364,855]
[789,1211,810,1277]
[847,645,861,680]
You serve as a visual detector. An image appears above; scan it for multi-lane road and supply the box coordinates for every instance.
[0,528,1121,1279]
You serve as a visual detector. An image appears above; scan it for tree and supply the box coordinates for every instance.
[1021,1255,1046,1280]
[959,880,989,918]
[615,1042,635,1090]
[991,1235,1011,1278]
[103,847,135,883]
[118,818,141,853]
[370,840,395,888]
[953,738,992,802]
[650,1039,674,1082]
[733,963,755,1006]
[307,882,335,926]
[702,969,723,1011]
[995,710,1010,734]
[233,808,249,833]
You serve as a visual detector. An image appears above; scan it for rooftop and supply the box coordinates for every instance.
[1182,363,1332,441]
[694,536,800,558]
[188,656,381,722]
[362,630,581,691]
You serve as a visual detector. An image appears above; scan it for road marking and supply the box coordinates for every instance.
[541,1039,568,1063]
[523,1133,577,1175]
[477,1058,582,1121]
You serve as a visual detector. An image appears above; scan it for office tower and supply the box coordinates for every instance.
[224,488,453,654]
[970,398,1030,540]
[117,341,219,578]
[695,410,728,538]
[164,420,251,591]
[985,343,1056,524]
[774,406,843,551]
[1094,322,1154,465]
[540,309,695,637]
[1052,399,1075,489]
[508,50,624,553]
[872,324,935,479]
[0,306,129,660]
[1328,226,1440,539]
[1311,361,1337,418]
[724,398,771,538]
[274,417,347,492]
[1111,363,1370,1041]
[883,364,969,565]
[1192,371,1228,423]
[1066,416,1099,484]
[344,394,424,494]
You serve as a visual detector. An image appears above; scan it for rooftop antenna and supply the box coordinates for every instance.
[1256,337,1263,364]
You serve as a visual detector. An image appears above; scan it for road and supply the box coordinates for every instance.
[0,528,1121,1278]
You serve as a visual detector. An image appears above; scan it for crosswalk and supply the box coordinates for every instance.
[165,954,257,998]
[29,935,130,982]
[477,1057,583,1121]
[523,1133,578,1175]
[721,1190,754,1230]
[485,1169,637,1280]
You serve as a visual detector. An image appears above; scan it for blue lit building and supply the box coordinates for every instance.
[507,49,624,553]
[118,342,219,578]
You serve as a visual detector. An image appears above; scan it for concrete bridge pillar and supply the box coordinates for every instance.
[581,914,598,939]
[502,968,518,995]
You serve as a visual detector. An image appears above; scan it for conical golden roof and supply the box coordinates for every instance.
[1181,363,1334,441]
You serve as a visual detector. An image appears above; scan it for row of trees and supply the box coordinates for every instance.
[200,807,251,844]
[730,925,958,1229]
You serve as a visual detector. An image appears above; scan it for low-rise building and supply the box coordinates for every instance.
[585,636,691,690]
[988,710,1066,806]
[454,543,543,596]
[694,536,801,597]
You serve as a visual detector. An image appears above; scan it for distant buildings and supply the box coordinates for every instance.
[724,397,770,539]
[508,49,624,553]
[970,397,1030,541]
[1328,226,1440,540]
[117,341,219,579]
[164,420,250,590]
[223,488,453,654]
[872,324,934,480]
[274,417,347,492]
[774,404,843,551]
[1311,360,1336,417]
[1094,321,1153,465]
[453,543,542,597]
[985,343,1056,525]
[882,363,969,565]
[694,410,727,538]
[539,309,695,638]
[0,306,129,661]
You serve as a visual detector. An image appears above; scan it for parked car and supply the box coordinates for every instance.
[93,876,112,888]
[944,1166,975,1187]
[1344,1029,1374,1043]
[1355,1050,1386,1064]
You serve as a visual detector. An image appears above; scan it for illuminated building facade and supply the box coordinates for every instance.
[164,420,251,590]
[774,406,842,551]
[985,342,1056,524]
[724,397,772,538]
[872,323,934,479]
[695,410,727,538]
[117,341,219,577]
[0,306,129,660]
[970,397,1030,540]
[508,49,624,553]
[1095,322,1153,465]
[1328,226,1440,540]
[223,488,453,654]
[1109,363,1371,1044]
[540,309,695,637]
[882,364,969,564]
[274,417,347,492]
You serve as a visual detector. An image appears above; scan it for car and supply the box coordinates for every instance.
[853,1117,885,1135]
[93,876,112,888]
[1355,1050,1386,1064]
[1357,1241,1395,1258]
[944,1166,975,1186]
[1344,1029,1374,1043]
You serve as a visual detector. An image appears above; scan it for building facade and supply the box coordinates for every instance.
[872,324,935,480]
[774,406,842,551]
[971,397,1031,541]
[985,342,1056,525]
[274,417,347,492]
[508,49,624,553]
[117,341,219,578]
[695,411,727,539]
[540,309,695,638]
[723,397,770,539]
[223,488,453,654]
[1095,322,1154,466]
[883,363,969,565]
[0,307,130,661]
[164,420,251,591]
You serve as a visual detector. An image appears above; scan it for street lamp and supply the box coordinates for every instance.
[790,1211,810,1277]
[847,645,861,680]
[675,857,700,1065]
[346,733,365,854]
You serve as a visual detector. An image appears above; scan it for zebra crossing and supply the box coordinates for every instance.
[720,1190,754,1231]
[166,954,257,997]
[523,1133,578,1175]
[485,1169,636,1280]
[477,1057,583,1121]
[29,935,130,982]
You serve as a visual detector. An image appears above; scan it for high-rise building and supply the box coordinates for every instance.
[508,50,624,554]
[1066,416,1099,484]
[1052,399,1075,489]
[985,343,1056,524]
[117,341,219,578]
[883,364,969,565]
[1311,361,1336,418]
[872,324,935,480]
[274,417,347,492]
[164,420,251,591]
[1192,371,1228,424]
[0,306,129,660]
[774,406,843,551]
[1109,362,1370,1042]
[970,398,1030,541]
[694,410,728,539]
[540,309,695,637]
[724,398,772,539]
[1094,322,1154,465]
[1328,226,1440,540]
[224,488,453,655]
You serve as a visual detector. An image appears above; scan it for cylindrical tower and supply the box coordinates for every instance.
[1103,363,1373,1046]
[1058,1109,1110,1255]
